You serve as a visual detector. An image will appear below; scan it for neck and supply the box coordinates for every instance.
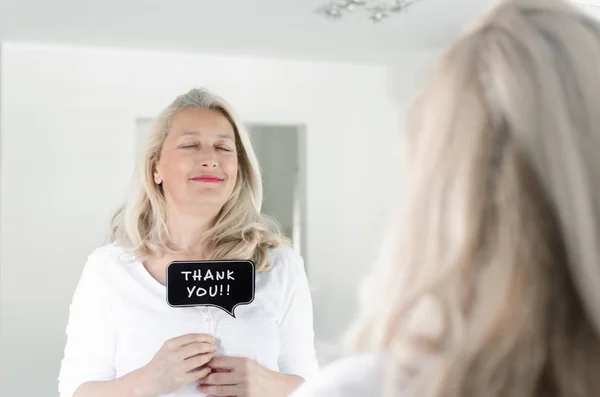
[165,204,218,255]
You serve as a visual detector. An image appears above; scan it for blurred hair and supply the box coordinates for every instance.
[347,1,600,396]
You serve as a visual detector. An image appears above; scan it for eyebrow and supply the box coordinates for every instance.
[182,131,234,140]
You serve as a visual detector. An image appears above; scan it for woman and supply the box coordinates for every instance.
[292,0,600,396]
[58,88,318,397]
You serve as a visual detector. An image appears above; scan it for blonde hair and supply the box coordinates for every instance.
[348,0,600,396]
[111,88,287,271]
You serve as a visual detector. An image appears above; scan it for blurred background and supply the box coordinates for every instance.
[0,0,598,395]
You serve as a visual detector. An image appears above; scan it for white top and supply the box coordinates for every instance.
[58,243,318,397]
[289,353,388,397]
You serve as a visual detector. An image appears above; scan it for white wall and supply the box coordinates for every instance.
[0,42,429,396]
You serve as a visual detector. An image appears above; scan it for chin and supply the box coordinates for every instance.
[191,197,228,210]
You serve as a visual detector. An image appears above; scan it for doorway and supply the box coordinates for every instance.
[246,123,307,265]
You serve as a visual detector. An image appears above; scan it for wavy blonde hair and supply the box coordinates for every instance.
[111,88,288,271]
[347,0,600,396]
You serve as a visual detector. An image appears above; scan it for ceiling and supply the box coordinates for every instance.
[0,0,491,64]
[0,1,597,65]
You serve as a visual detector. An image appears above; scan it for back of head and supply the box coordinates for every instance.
[347,1,600,396]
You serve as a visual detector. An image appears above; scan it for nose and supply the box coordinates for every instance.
[198,147,218,168]
[201,159,218,168]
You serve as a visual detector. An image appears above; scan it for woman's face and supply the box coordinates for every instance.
[153,107,239,217]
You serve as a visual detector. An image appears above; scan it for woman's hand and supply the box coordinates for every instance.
[197,356,304,397]
[137,333,216,396]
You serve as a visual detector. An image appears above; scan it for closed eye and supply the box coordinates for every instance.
[216,146,232,152]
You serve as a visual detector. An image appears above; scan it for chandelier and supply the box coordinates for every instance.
[317,0,422,23]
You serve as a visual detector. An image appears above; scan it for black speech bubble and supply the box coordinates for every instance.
[166,260,255,317]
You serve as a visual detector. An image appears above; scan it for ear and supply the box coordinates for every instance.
[153,162,162,185]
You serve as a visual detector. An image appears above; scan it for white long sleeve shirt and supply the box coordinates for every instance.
[58,242,318,397]
[289,353,386,397]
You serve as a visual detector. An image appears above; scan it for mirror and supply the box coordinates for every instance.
[0,1,496,396]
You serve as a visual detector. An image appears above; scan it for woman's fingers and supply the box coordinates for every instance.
[197,384,240,397]
[182,351,214,373]
[200,370,243,386]
[169,334,215,346]
[183,365,212,384]
[176,341,215,360]
[207,356,248,371]
[167,333,214,349]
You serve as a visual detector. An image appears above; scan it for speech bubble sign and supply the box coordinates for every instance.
[166,260,255,318]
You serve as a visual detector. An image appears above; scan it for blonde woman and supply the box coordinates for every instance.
[58,88,317,397]
[291,0,600,396]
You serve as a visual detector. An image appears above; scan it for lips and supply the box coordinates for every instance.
[190,174,224,183]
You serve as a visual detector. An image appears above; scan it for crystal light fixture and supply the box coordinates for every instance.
[317,0,422,23]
